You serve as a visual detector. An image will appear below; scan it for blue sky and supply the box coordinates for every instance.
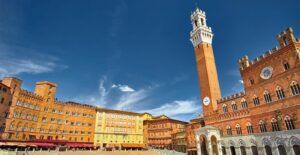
[0,0,299,121]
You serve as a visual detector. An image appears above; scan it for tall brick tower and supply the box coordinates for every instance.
[190,8,221,116]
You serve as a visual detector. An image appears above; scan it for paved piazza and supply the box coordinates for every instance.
[16,151,161,155]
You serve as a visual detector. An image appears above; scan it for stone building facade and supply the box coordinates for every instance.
[144,115,187,149]
[94,108,144,149]
[0,77,96,144]
[172,130,187,153]
[186,117,204,155]
[190,7,300,155]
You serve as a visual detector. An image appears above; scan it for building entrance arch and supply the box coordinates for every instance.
[293,145,300,155]
[211,135,218,155]
[230,146,236,155]
[278,145,286,155]
[200,135,208,155]
[264,145,272,155]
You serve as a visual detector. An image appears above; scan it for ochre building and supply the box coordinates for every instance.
[190,7,300,155]
[144,114,187,149]
[94,108,144,149]
[0,77,96,145]
[172,130,187,153]
[185,117,204,155]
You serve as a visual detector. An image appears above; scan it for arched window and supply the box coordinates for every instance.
[264,91,272,103]
[285,116,295,130]
[201,18,204,26]
[271,118,280,131]
[259,120,267,133]
[226,126,232,136]
[246,122,254,134]
[223,104,228,113]
[253,95,260,106]
[231,101,238,111]
[236,124,242,135]
[241,98,248,109]
[276,86,285,100]
[290,81,300,96]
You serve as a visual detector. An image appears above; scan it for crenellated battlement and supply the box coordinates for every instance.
[65,101,97,109]
[239,27,299,71]
[217,91,245,103]
[19,89,43,101]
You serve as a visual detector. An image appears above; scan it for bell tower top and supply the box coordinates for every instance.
[190,8,213,46]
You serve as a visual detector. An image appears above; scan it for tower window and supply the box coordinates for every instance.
[283,37,288,45]
[253,96,260,106]
[236,124,242,135]
[283,62,290,70]
[226,126,232,136]
[250,79,255,85]
[263,91,272,103]
[285,116,295,130]
[276,87,285,100]
[222,104,228,113]
[241,99,248,109]
[259,121,267,133]
[194,20,198,27]
[290,81,300,95]
[231,101,238,111]
[271,118,280,131]
[201,18,204,26]
[246,123,254,134]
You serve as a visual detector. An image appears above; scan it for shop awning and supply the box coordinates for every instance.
[29,143,56,147]
[66,143,85,147]
[107,143,120,148]
[121,144,145,148]
[83,144,94,147]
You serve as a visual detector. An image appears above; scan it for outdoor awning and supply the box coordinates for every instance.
[29,143,56,147]
[66,143,84,147]
[107,143,120,148]
[121,143,145,148]
[83,144,94,147]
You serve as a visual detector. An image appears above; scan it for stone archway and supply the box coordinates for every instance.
[290,136,300,155]
[211,135,218,155]
[278,145,286,155]
[264,145,272,155]
[200,135,208,155]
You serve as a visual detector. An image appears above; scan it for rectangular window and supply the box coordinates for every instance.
[72,112,76,116]
[17,100,22,106]
[284,63,290,70]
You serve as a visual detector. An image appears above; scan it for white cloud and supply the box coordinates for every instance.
[139,99,201,117]
[75,77,110,107]
[239,80,244,84]
[75,77,146,109]
[111,84,135,92]
[114,89,147,110]
[0,58,67,78]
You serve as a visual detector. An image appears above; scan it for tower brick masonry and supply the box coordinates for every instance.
[191,7,300,155]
